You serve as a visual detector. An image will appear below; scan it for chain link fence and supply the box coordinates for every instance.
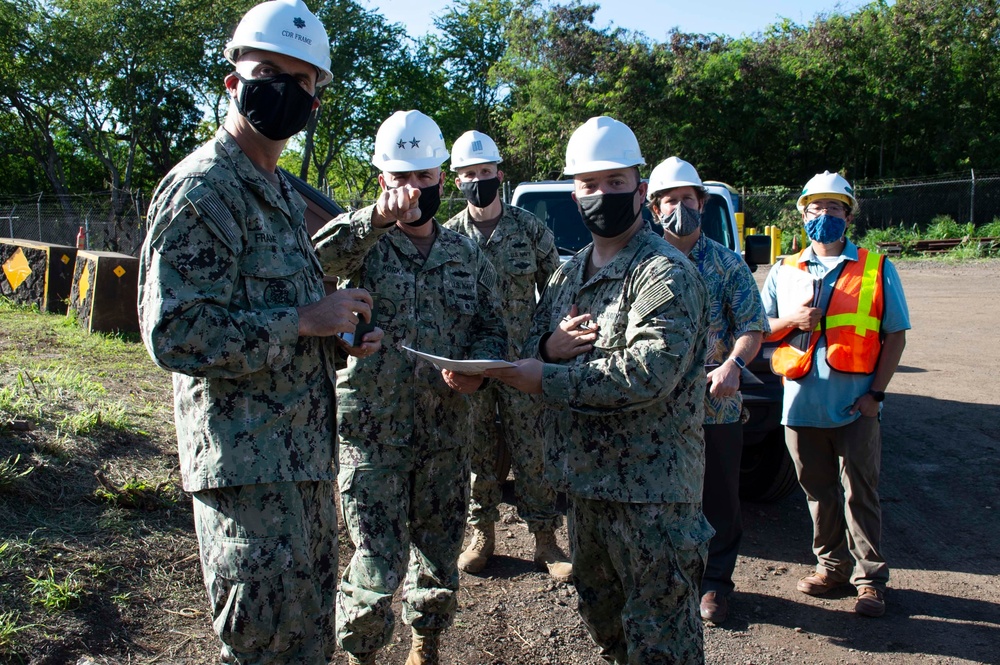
[4,173,1000,257]
[742,171,1000,239]
[0,191,147,256]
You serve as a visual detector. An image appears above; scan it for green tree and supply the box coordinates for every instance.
[297,1,454,203]
[430,0,514,135]
[496,1,630,182]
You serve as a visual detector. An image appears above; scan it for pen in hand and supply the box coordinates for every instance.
[563,315,593,330]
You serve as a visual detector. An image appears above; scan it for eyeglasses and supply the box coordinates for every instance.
[806,202,848,217]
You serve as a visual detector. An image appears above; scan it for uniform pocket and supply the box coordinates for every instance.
[506,248,537,276]
[242,245,312,309]
[592,311,630,352]
[201,535,296,654]
[443,267,479,316]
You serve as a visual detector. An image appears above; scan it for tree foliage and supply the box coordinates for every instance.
[2,0,1000,203]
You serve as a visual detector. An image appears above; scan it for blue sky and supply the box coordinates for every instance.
[361,0,885,40]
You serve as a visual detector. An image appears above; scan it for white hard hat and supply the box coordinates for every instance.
[564,116,645,176]
[372,110,450,171]
[797,170,857,213]
[225,0,333,88]
[450,131,503,170]
[646,157,705,201]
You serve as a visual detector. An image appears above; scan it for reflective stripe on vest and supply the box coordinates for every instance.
[770,248,885,379]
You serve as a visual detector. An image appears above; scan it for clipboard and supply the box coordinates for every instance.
[775,265,820,351]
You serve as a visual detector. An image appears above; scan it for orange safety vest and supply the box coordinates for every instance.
[769,248,885,379]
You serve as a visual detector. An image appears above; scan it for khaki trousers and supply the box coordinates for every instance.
[785,415,888,589]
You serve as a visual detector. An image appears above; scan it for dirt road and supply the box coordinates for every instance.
[366,259,999,665]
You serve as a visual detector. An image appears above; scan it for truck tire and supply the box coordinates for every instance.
[739,428,799,503]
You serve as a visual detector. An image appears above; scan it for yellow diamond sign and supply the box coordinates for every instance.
[113,265,126,278]
[61,254,70,264]
[2,248,32,291]
[77,263,90,305]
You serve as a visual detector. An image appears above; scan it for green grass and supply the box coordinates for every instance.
[93,474,179,510]
[976,218,1000,237]
[0,541,26,570]
[60,402,132,435]
[0,456,34,492]
[924,215,974,239]
[858,217,1000,257]
[858,223,921,254]
[0,611,36,653]
[0,295,202,659]
[26,567,84,612]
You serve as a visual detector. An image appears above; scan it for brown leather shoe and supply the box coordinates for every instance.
[854,586,886,617]
[700,591,728,623]
[796,572,848,596]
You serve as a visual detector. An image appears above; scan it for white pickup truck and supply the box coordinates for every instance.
[508,180,796,503]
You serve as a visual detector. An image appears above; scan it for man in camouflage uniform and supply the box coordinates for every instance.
[312,111,507,665]
[649,157,768,624]
[442,130,569,580]
[137,2,380,662]
[488,117,713,664]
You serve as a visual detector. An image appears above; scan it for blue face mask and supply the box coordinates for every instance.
[805,214,846,245]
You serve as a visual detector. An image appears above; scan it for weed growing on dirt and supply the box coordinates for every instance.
[26,567,84,612]
[0,541,25,570]
[0,611,35,653]
[0,455,34,491]
[94,472,179,510]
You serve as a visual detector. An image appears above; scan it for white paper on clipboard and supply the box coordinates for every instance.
[775,264,820,312]
[402,345,516,375]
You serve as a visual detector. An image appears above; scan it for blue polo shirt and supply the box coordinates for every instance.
[760,241,911,428]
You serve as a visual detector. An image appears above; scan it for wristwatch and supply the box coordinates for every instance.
[729,356,747,370]
[867,389,886,402]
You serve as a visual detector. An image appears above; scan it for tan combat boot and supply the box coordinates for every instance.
[534,530,572,582]
[404,628,440,665]
[457,523,495,574]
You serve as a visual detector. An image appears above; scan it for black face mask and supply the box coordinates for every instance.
[235,72,315,141]
[576,185,640,238]
[459,177,501,208]
[407,183,442,227]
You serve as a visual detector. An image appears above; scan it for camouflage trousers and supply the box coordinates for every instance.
[568,498,714,665]
[336,439,471,656]
[192,481,338,665]
[466,382,561,532]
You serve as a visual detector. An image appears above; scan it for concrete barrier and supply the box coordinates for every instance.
[68,250,139,333]
[1,238,78,314]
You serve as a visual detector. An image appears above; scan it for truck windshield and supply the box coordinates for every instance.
[515,190,733,254]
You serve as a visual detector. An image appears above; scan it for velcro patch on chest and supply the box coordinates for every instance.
[186,184,241,250]
[479,262,498,292]
[632,281,674,320]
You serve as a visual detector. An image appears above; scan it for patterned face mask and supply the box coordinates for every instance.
[660,204,701,237]
[805,214,846,244]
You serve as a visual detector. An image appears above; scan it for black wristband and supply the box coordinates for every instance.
[867,389,885,402]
